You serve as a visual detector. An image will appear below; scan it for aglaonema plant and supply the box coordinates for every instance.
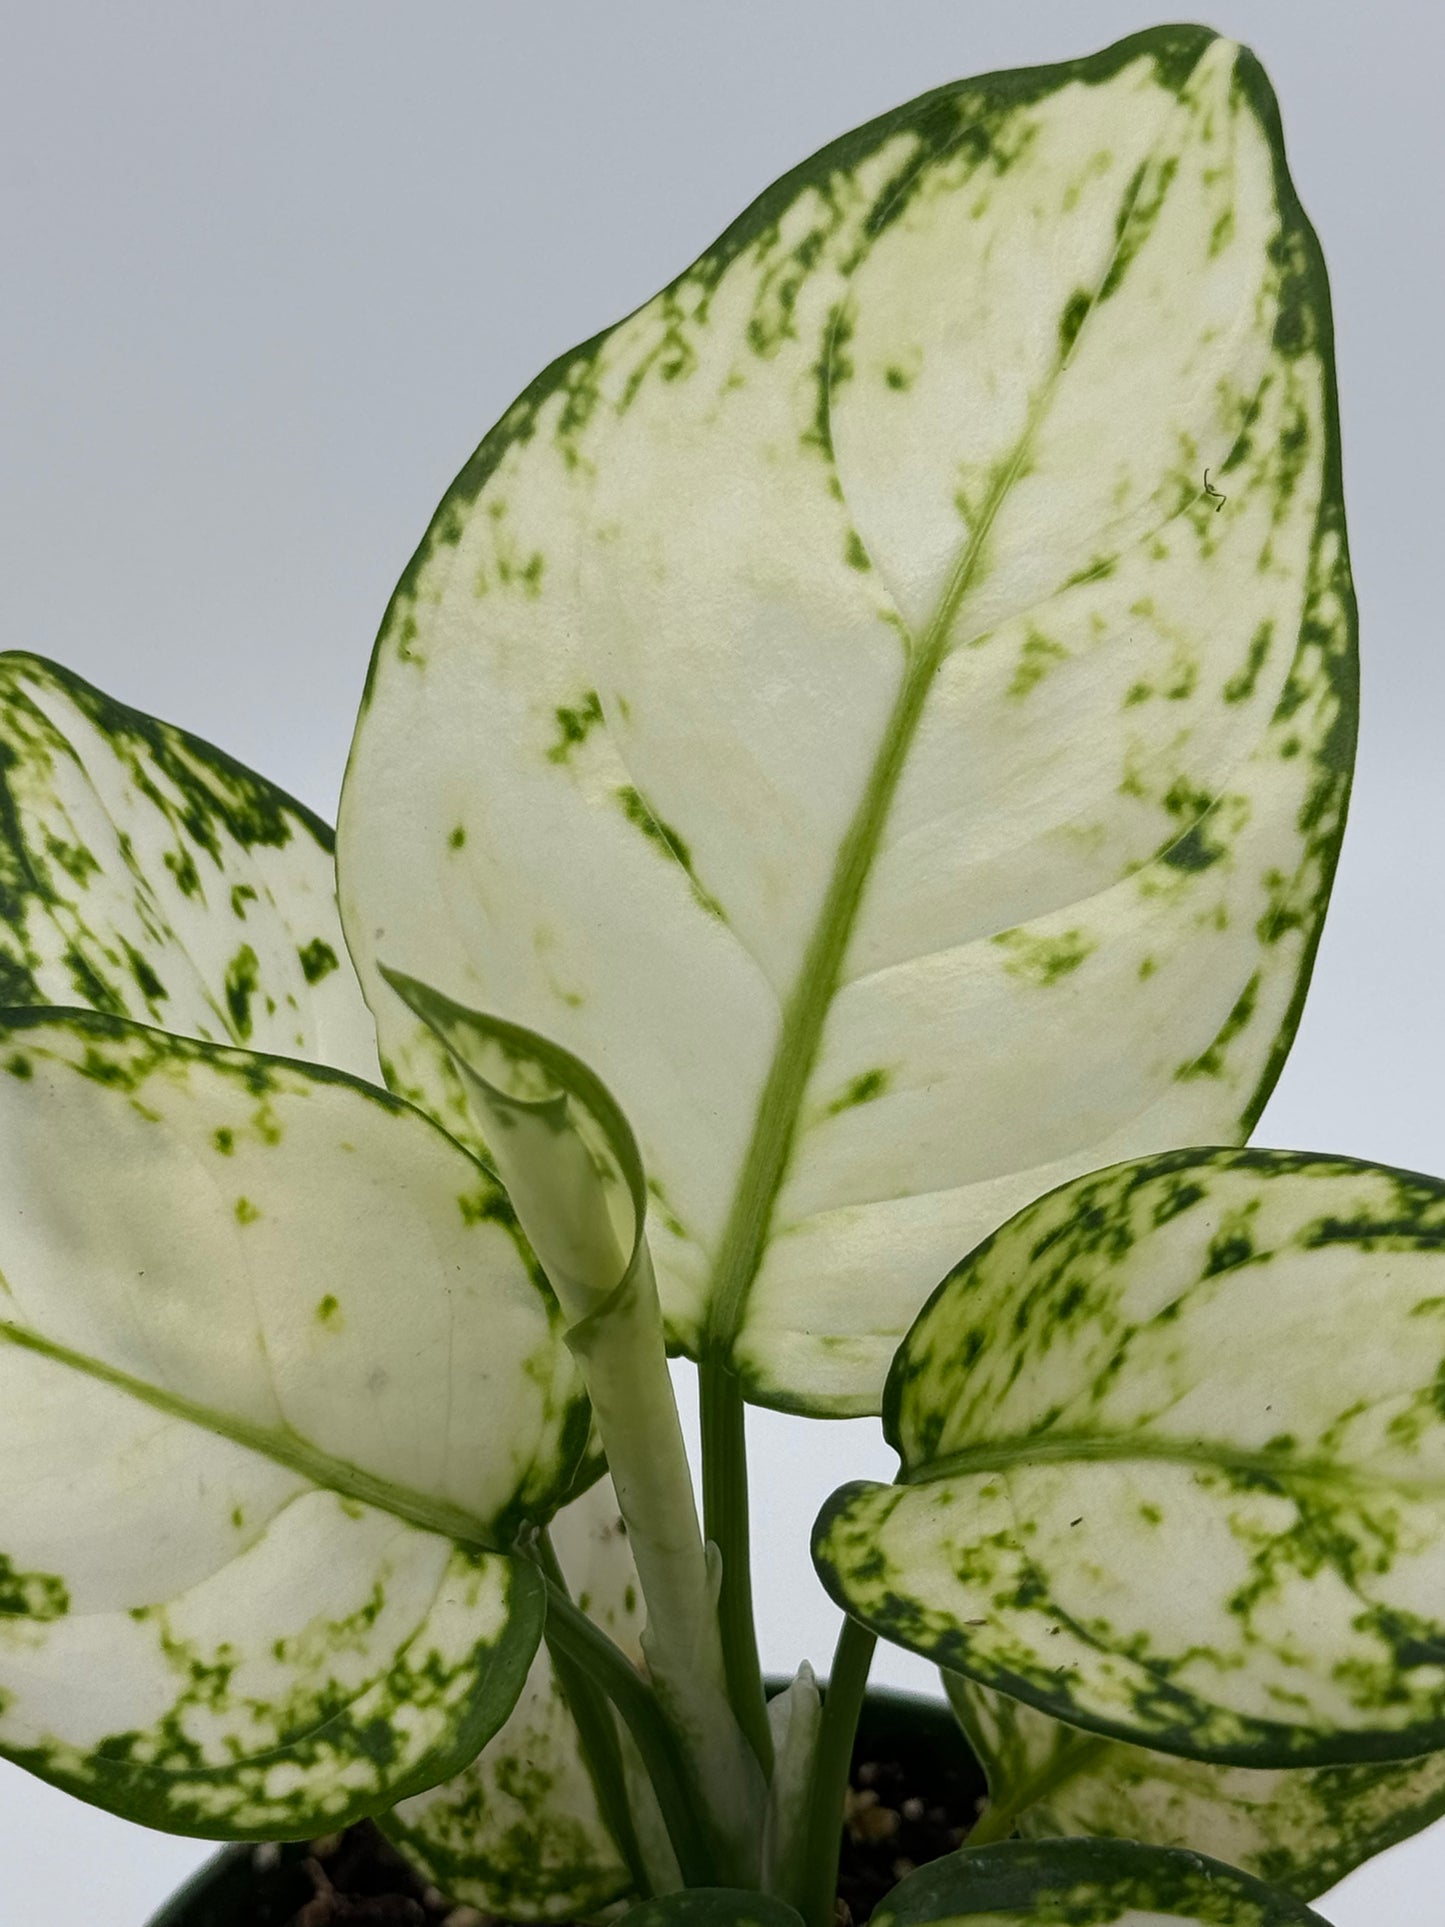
[4,22,1442,1927]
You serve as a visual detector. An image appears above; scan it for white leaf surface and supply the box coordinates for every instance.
[0,1009,589,1835]
[339,26,1354,1414]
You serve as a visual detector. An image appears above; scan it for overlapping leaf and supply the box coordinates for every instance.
[0,1008,589,1835]
[950,1673,1445,1900]
[385,1476,651,1919]
[338,24,1354,1416]
[619,1891,804,1927]
[0,653,376,1075]
[815,1150,1445,1767]
[872,1839,1328,1927]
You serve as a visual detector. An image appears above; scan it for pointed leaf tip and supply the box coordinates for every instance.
[341,26,1354,1414]
[381,964,646,1321]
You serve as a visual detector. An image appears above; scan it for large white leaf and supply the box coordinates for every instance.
[385,1475,649,1920]
[814,1150,1445,1767]
[0,1008,589,1835]
[338,25,1355,1415]
[0,652,377,1077]
[950,1673,1445,1901]
[871,1839,1328,1927]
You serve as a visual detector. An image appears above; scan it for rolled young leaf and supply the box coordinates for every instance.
[760,1663,822,1899]
[815,1150,1445,1768]
[0,652,377,1077]
[380,969,765,1881]
[0,1007,590,1835]
[949,1671,1445,1900]
[384,1475,656,1920]
[380,967,644,1327]
[338,24,1355,1416]
[872,1839,1329,1927]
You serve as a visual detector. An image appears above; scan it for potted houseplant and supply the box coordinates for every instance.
[2,20,1442,1926]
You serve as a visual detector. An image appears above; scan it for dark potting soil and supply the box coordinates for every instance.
[251,1727,989,1927]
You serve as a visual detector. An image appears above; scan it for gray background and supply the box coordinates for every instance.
[1,2,1440,1917]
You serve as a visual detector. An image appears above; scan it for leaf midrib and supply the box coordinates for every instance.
[0,1318,503,1554]
[702,112,1181,1359]
[899,1430,1445,1496]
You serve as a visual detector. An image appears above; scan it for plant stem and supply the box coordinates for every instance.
[541,1571,724,1889]
[794,1614,877,1927]
[699,1353,774,1775]
[536,1532,651,1897]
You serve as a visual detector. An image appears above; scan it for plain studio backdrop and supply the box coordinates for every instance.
[1,3,1440,1919]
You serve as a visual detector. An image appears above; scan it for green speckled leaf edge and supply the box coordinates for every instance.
[874,1839,1329,1926]
[340,21,1356,1417]
[950,1671,1445,1901]
[815,1149,1445,1770]
[4,1558,546,1843]
[0,651,378,1078]
[0,1004,592,1835]
[359,21,1336,728]
[1185,44,1355,1139]
[382,1477,647,1920]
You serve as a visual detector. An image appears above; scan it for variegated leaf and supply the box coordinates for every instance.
[618,1891,804,1927]
[0,1008,590,1835]
[950,1672,1445,1901]
[0,652,377,1077]
[814,1150,1445,1767]
[872,1840,1328,1927]
[338,24,1354,1416]
[384,1475,649,1920]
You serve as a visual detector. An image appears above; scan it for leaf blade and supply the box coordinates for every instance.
[952,1673,1445,1901]
[815,1150,1445,1768]
[384,1476,652,1920]
[616,1890,805,1927]
[0,1007,589,1833]
[872,1838,1329,1926]
[338,27,1354,1416]
[0,652,378,1076]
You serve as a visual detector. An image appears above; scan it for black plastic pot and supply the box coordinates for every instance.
[147,1686,982,1926]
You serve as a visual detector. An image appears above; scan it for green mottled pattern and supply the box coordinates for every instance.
[873,1838,1327,1925]
[339,25,1354,1416]
[954,1674,1445,1900]
[0,1008,590,1834]
[386,1476,646,1918]
[815,1149,1445,1766]
[0,654,377,1078]
[618,1888,804,1927]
